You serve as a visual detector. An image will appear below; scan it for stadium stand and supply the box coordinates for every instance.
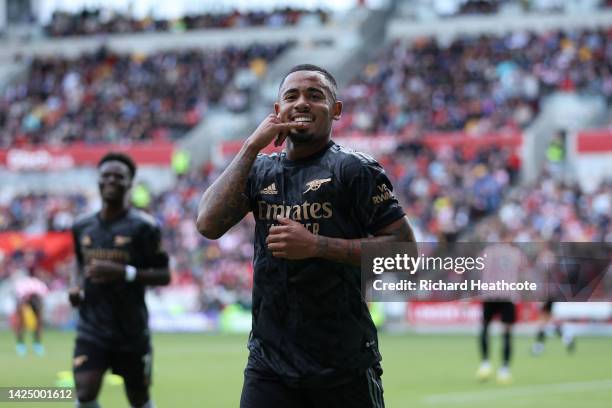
[0,43,292,147]
[44,7,329,37]
[406,0,611,19]
[485,175,612,242]
[338,28,612,134]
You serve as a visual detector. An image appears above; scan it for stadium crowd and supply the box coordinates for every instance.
[0,140,527,308]
[4,27,610,148]
[0,192,94,233]
[44,7,329,37]
[492,176,611,242]
[420,0,612,17]
[339,28,612,134]
[0,42,292,148]
[2,141,610,307]
[379,142,519,242]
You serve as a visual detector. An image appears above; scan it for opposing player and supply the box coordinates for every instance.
[12,269,48,356]
[476,241,527,384]
[69,152,170,408]
[477,300,516,384]
[197,64,415,408]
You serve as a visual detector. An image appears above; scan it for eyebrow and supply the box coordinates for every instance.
[282,86,329,98]
[101,170,125,176]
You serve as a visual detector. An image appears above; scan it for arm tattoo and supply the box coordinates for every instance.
[197,145,257,237]
[314,235,361,266]
[315,217,415,266]
[316,236,330,257]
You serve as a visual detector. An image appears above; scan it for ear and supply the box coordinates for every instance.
[332,100,343,121]
[274,102,280,116]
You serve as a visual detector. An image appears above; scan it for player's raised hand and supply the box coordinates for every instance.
[246,114,308,151]
[266,217,318,259]
[86,259,126,283]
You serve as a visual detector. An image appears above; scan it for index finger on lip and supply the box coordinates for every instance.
[277,122,307,129]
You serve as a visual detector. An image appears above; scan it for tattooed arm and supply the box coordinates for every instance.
[195,143,256,240]
[196,114,306,239]
[267,216,415,266]
[315,216,415,266]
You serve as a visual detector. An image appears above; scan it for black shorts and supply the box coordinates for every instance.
[483,301,516,324]
[240,366,384,408]
[73,339,152,389]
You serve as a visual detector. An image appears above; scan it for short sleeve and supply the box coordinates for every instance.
[71,225,84,270]
[245,153,274,212]
[141,223,170,268]
[245,159,259,211]
[344,155,405,233]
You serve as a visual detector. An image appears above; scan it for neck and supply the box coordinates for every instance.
[286,136,330,161]
[101,201,128,221]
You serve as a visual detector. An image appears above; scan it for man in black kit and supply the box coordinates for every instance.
[197,64,415,408]
[70,152,170,408]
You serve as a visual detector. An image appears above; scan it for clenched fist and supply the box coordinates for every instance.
[266,217,318,259]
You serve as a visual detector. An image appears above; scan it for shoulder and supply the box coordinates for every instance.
[329,143,382,176]
[127,209,161,232]
[72,212,98,232]
[253,151,283,168]
[249,151,283,181]
[332,143,379,165]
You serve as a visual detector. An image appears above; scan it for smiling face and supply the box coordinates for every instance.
[98,160,132,205]
[275,70,342,146]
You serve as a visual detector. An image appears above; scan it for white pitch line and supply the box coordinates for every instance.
[423,379,612,405]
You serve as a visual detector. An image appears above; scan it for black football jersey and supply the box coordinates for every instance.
[71,208,169,351]
[245,140,405,387]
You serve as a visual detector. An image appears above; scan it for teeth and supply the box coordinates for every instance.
[293,117,312,123]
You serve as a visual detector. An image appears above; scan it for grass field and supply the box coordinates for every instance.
[1,330,611,407]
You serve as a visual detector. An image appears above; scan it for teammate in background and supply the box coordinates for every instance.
[476,241,527,385]
[531,300,575,355]
[12,269,48,356]
[69,152,170,408]
[197,64,415,408]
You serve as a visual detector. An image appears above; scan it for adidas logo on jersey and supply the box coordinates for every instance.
[260,183,278,195]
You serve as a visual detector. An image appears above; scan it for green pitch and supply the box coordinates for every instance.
[1,330,611,407]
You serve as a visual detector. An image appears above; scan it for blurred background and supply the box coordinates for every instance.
[0,0,611,407]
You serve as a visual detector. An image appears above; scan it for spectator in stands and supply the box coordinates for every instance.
[489,177,611,242]
[44,7,329,37]
[340,29,612,134]
[0,43,292,148]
